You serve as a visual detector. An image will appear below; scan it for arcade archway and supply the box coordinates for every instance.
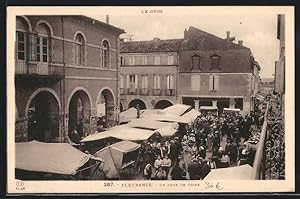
[96,88,115,128]
[128,99,146,110]
[68,90,91,141]
[27,91,60,142]
[154,100,173,109]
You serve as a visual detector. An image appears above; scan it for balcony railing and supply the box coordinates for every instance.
[153,89,161,96]
[251,97,285,180]
[127,88,137,95]
[140,88,149,95]
[120,88,125,95]
[15,60,64,78]
[165,88,176,96]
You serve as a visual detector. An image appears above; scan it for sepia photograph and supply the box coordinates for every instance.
[7,6,294,193]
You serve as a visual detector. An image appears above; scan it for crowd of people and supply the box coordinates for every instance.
[135,106,267,180]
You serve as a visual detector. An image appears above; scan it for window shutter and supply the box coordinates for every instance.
[209,75,214,91]
[158,75,161,89]
[214,75,219,91]
[126,75,130,89]
[170,75,174,89]
[145,76,148,88]
[166,75,170,89]
[120,75,124,89]
[135,75,138,88]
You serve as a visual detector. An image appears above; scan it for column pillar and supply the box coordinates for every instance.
[212,100,217,107]
[194,100,199,111]
[229,98,235,108]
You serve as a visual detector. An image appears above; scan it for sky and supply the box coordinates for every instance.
[90,12,279,79]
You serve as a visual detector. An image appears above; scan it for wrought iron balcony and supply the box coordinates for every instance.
[120,88,125,95]
[165,88,176,96]
[152,88,161,96]
[127,88,137,95]
[139,88,149,95]
[15,59,65,78]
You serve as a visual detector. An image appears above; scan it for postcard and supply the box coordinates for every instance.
[7,6,294,194]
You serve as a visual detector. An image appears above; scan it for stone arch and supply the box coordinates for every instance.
[66,87,93,113]
[74,31,87,43]
[67,87,92,141]
[25,88,61,142]
[96,87,116,128]
[25,88,61,118]
[101,38,111,48]
[35,20,54,37]
[16,16,32,32]
[128,99,147,110]
[154,99,174,109]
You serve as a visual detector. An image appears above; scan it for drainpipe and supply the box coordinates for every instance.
[61,16,66,142]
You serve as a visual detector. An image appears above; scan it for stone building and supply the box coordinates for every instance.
[274,14,285,115]
[120,26,261,115]
[15,15,124,142]
[119,38,182,110]
[178,26,261,115]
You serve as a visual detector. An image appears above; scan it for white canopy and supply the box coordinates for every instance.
[145,113,190,124]
[94,141,140,179]
[160,104,192,116]
[81,125,154,142]
[223,108,241,112]
[15,141,101,175]
[204,164,253,180]
[127,118,173,130]
[155,124,178,137]
[180,109,201,122]
[119,107,137,123]
[199,106,218,111]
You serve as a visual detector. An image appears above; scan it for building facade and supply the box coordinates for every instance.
[274,14,285,116]
[120,27,261,115]
[119,38,182,110]
[178,27,261,115]
[15,15,124,142]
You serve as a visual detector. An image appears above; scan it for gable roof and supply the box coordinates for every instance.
[120,38,183,53]
[181,26,250,51]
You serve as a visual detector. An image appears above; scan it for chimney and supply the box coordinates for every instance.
[226,31,230,40]
[153,37,160,48]
[238,40,243,46]
[226,31,235,42]
[106,15,109,24]
[184,29,188,41]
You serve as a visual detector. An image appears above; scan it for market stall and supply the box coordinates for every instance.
[204,164,253,180]
[94,140,141,179]
[15,141,103,180]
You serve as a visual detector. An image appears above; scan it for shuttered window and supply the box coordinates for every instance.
[154,75,161,89]
[209,75,219,91]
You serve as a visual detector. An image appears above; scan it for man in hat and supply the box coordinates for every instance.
[212,131,220,152]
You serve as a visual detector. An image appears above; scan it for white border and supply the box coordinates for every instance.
[7,6,295,193]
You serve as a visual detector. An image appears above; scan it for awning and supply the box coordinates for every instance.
[180,109,201,122]
[94,140,140,179]
[160,104,192,116]
[81,125,154,142]
[127,118,173,130]
[204,164,253,180]
[119,107,137,123]
[145,113,190,124]
[199,106,218,111]
[223,108,241,112]
[15,141,101,175]
[155,124,178,137]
